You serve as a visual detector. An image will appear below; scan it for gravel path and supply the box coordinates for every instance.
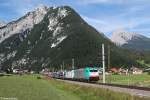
[57,79,150,98]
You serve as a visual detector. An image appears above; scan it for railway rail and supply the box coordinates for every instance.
[44,67,150,97]
[54,78,150,98]
[94,82,150,91]
[55,77,150,91]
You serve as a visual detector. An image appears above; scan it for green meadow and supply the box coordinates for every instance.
[0,75,149,100]
[100,73,150,87]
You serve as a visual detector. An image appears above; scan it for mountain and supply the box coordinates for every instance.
[0,5,48,43]
[111,32,150,51]
[0,20,6,27]
[0,6,139,71]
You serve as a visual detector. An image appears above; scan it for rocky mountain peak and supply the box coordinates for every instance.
[111,32,141,46]
[111,31,150,51]
[35,5,48,12]
[0,5,48,43]
[0,5,140,71]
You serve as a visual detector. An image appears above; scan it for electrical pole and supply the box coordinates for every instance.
[102,44,105,83]
[108,45,111,83]
[60,64,62,72]
[108,45,110,71]
[72,58,75,70]
[52,68,54,72]
[62,61,64,71]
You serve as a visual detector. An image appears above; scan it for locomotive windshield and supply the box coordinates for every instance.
[90,70,98,72]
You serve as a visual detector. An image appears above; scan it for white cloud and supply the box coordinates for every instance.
[77,0,123,5]
[82,15,150,38]
[77,0,150,5]
[1,0,149,38]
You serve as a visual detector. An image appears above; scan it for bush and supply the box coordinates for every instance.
[37,76,42,79]
[0,73,4,77]
[148,71,150,75]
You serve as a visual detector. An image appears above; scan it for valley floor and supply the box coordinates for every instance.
[0,75,149,100]
[99,73,150,87]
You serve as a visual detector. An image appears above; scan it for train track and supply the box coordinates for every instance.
[57,78,150,91]
[93,82,150,91]
[52,77,150,91]
[54,78,150,97]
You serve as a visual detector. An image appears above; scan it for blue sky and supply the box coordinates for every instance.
[0,0,150,38]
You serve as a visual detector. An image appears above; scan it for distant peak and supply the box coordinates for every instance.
[0,20,6,27]
[111,32,141,45]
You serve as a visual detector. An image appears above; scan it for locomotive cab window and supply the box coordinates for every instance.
[90,70,98,72]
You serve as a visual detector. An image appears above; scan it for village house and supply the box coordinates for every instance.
[110,67,128,75]
[130,67,143,75]
[119,68,128,75]
[110,67,120,74]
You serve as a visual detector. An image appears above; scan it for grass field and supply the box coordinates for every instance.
[0,75,149,100]
[0,75,80,100]
[99,73,150,87]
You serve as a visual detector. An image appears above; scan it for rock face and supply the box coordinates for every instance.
[0,6,138,71]
[0,5,48,43]
[111,32,150,51]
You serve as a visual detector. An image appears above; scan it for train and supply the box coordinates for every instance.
[51,67,100,81]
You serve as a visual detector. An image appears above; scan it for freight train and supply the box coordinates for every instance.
[51,67,100,81]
